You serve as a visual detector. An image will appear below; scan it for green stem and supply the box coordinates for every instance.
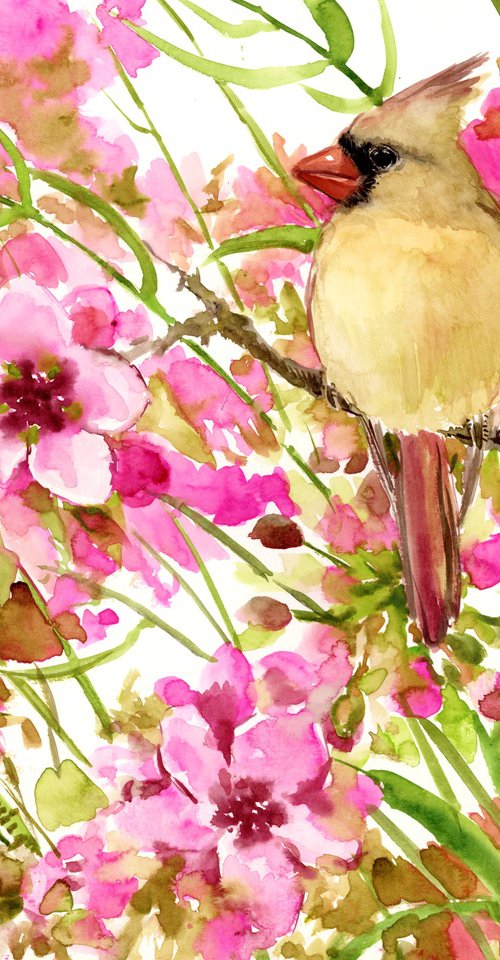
[172,517,240,647]
[155,0,319,222]
[406,716,460,810]
[225,0,375,99]
[20,571,113,742]
[462,916,497,960]
[420,718,500,829]
[0,128,34,209]
[303,539,352,570]
[111,52,244,308]
[36,669,61,768]
[284,442,332,505]
[31,170,164,310]
[134,532,232,645]
[1,773,59,856]
[373,0,397,99]
[264,366,292,431]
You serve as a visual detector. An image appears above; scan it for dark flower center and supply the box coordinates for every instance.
[210,772,287,845]
[0,358,77,438]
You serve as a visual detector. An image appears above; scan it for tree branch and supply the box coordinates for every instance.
[132,252,500,451]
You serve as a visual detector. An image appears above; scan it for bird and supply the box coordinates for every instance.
[293,55,500,645]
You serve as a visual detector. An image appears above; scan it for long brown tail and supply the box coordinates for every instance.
[394,431,461,645]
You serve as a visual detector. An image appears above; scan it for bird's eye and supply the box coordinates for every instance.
[369,145,399,171]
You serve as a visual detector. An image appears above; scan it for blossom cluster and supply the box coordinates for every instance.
[0,2,498,959]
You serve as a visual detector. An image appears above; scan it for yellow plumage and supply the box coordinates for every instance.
[310,94,500,432]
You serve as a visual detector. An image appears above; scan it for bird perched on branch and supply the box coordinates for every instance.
[293,55,500,645]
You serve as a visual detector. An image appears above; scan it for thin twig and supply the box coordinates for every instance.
[132,249,499,451]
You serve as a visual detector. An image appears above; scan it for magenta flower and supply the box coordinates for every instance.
[22,820,138,924]
[111,646,370,959]
[0,277,148,504]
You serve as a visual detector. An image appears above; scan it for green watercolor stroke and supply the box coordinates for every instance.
[205,225,321,264]
[302,0,355,64]
[124,20,329,88]
[176,0,276,37]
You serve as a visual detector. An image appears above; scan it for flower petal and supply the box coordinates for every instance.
[0,435,25,483]
[73,347,149,433]
[0,277,71,358]
[31,430,112,504]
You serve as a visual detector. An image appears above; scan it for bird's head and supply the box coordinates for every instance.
[293,55,489,210]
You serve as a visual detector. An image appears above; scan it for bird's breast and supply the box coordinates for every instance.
[311,211,500,432]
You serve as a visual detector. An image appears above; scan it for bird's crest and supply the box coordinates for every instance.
[387,54,488,107]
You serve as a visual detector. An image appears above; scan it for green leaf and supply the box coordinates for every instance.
[205,225,321,263]
[368,768,500,898]
[437,685,477,762]
[331,687,365,738]
[480,449,500,512]
[455,604,500,646]
[238,625,284,650]
[302,84,371,113]
[474,714,500,795]
[0,552,17,607]
[0,791,41,854]
[447,632,486,665]
[125,21,329,88]
[35,761,108,832]
[370,718,420,767]
[358,668,387,695]
[177,0,276,37]
[303,0,354,63]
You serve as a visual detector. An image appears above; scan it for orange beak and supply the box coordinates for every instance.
[293,144,362,202]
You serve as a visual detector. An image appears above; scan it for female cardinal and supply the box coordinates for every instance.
[293,55,500,645]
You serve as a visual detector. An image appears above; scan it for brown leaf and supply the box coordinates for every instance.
[238,596,291,630]
[420,844,481,899]
[249,514,304,549]
[53,612,87,645]
[372,856,446,907]
[0,584,62,663]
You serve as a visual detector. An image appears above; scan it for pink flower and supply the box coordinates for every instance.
[462,534,500,589]
[113,647,370,958]
[391,656,443,719]
[469,671,500,722]
[81,608,119,645]
[156,644,257,763]
[462,88,500,198]
[62,286,151,350]
[257,624,352,721]
[141,347,279,461]
[23,820,138,922]
[0,465,59,590]
[137,157,207,269]
[97,0,159,77]
[0,235,67,289]
[0,277,148,504]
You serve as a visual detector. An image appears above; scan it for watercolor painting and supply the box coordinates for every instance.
[0,0,500,957]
